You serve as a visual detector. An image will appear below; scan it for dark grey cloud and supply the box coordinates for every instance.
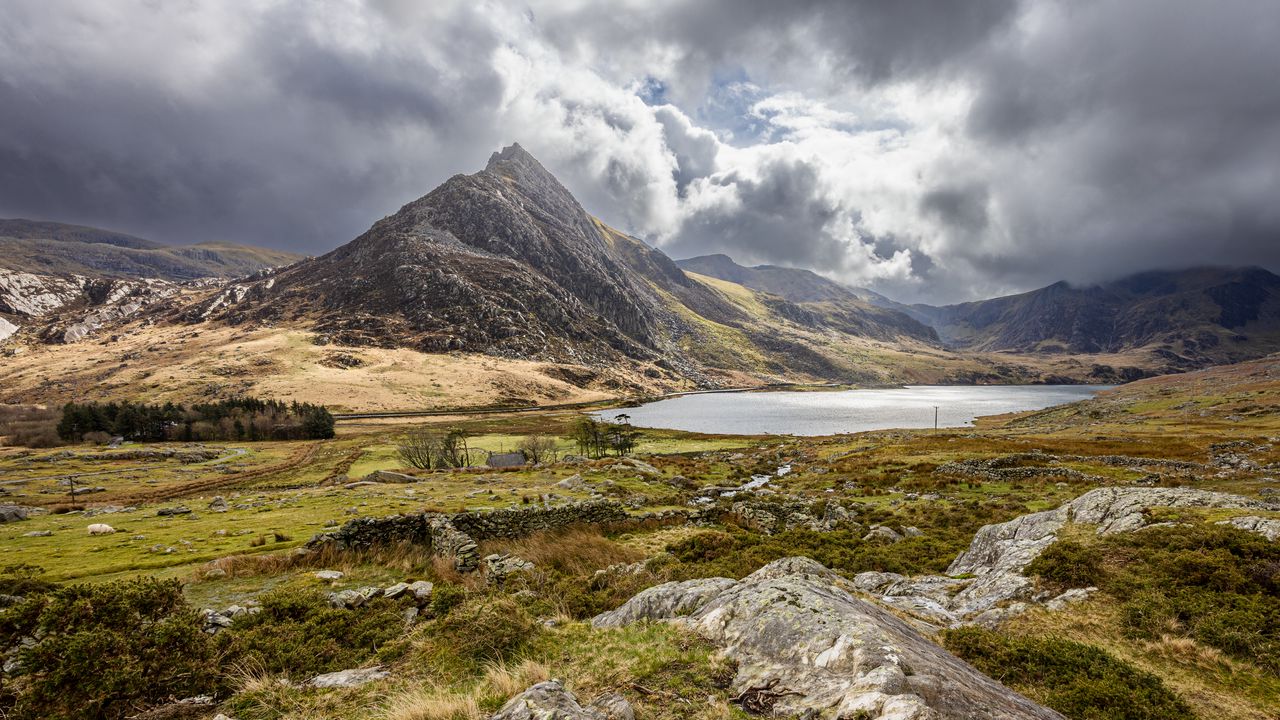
[0,2,507,253]
[539,0,1019,101]
[0,0,1276,305]
[667,156,846,270]
[920,184,989,234]
[937,0,1280,299]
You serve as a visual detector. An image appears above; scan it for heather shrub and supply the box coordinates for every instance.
[944,626,1193,720]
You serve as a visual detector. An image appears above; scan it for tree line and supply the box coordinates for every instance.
[56,397,335,443]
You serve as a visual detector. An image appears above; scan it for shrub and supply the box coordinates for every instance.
[1026,540,1105,588]
[0,578,218,720]
[944,626,1193,720]
[215,588,407,679]
[1099,523,1280,674]
[430,596,538,663]
[429,583,467,616]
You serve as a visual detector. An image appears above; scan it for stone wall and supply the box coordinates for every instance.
[309,500,634,572]
[450,501,629,540]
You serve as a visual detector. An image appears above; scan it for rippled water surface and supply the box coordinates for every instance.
[593,385,1112,436]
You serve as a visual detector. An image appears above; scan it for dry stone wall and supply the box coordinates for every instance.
[308,500,632,572]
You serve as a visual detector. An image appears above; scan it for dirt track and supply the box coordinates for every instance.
[115,442,322,503]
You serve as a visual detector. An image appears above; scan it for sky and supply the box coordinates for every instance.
[1,0,1278,304]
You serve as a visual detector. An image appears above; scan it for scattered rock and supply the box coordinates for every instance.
[200,609,233,634]
[208,496,228,512]
[484,553,535,586]
[555,474,585,490]
[22,530,52,537]
[0,505,31,523]
[308,666,390,689]
[157,506,192,517]
[364,470,418,484]
[863,525,903,544]
[327,589,368,609]
[315,570,344,581]
[408,580,434,604]
[489,680,634,720]
[383,582,410,599]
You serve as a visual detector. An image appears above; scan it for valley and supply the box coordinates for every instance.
[1,146,1279,720]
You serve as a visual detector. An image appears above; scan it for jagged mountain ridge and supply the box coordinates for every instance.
[912,267,1280,365]
[190,144,936,380]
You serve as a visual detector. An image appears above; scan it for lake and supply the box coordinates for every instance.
[593,384,1112,436]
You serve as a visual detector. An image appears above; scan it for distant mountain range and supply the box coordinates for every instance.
[0,219,301,281]
[680,254,1280,371]
[907,268,1280,362]
[2,144,1278,403]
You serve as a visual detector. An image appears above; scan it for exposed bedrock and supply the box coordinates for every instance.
[594,557,1063,720]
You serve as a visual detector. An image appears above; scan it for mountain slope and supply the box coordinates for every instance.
[913,267,1280,366]
[0,219,301,280]
[677,254,938,342]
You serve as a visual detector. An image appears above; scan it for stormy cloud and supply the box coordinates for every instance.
[1,0,1277,303]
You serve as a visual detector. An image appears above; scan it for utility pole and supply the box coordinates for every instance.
[933,406,939,431]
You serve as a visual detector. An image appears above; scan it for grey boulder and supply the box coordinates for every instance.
[488,680,633,720]
[592,557,1062,719]
[308,666,390,688]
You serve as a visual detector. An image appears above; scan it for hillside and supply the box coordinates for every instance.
[0,219,301,280]
[913,267,1280,367]
[676,253,937,342]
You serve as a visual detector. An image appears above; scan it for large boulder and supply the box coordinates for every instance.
[0,505,30,523]
[489,680,633,720]
[592,557,1062,719]
[592,577,736,629]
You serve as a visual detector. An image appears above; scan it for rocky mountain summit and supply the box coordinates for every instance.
[185,144,938,381]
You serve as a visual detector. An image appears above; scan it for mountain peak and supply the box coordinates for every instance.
[485,142,546,176]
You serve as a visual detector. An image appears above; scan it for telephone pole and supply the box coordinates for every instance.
[933,406,939,431]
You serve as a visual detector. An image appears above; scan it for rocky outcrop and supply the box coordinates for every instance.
[856,487,1276,627]
[593,578,737,629]
[1216,515,1280,540]
[489,680,634,720]
[593,557,1062,719]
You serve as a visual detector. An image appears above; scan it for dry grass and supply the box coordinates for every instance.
[477,526,643,577]
[188,542,436,582]
[379,660,549,720]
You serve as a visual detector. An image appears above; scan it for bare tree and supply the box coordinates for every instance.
[398,427,472,469]
[397,428,441,469]
[518,434,558,464]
